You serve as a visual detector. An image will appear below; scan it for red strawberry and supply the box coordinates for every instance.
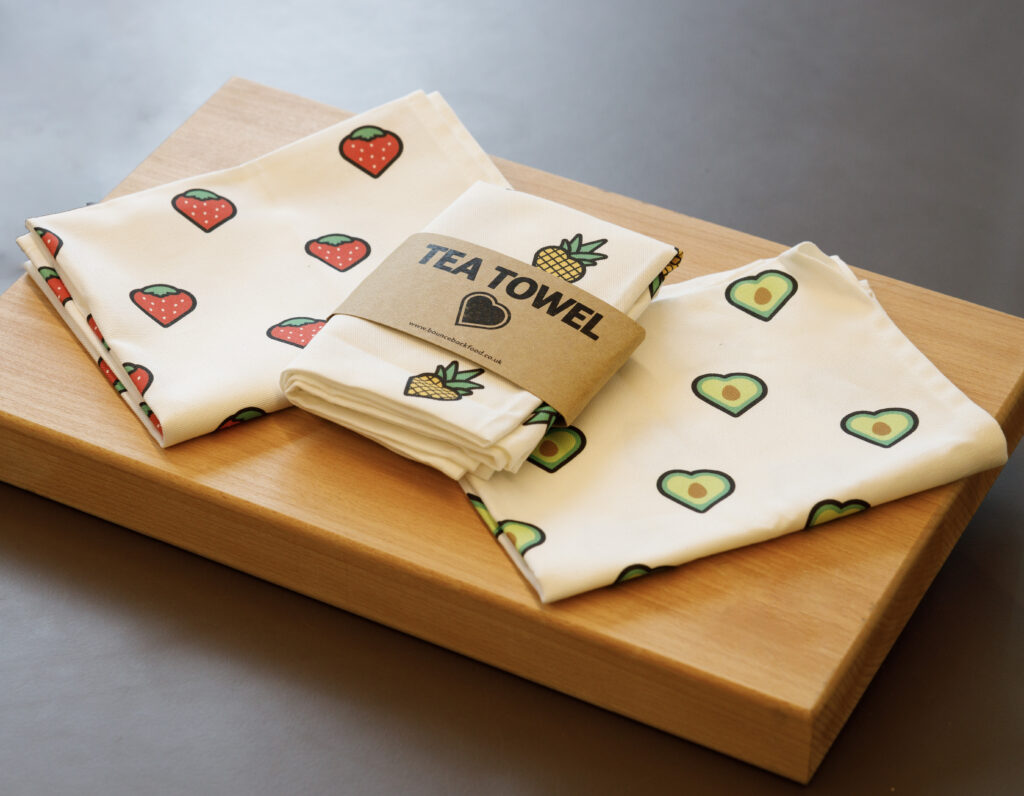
[172,189,237,232]
[34,226,63,258]
[217,407,267,430]
[87,314,110,350]
[38,266,72,304]
[123,362,153,395]
[266,317,326,348]
[340,126,403,177]
[305,234,371,271]
[98,358,126,393]
[130,284,197,327]
[140,402,162,436]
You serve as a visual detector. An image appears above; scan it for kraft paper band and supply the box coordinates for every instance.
[332,232,645,422]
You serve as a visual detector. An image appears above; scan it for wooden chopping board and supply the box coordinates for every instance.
[2,78,1022,783]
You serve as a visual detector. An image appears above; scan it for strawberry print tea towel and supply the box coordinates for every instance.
[281,182,681,479]
[18,91,509,446]
[460,242,1007,602]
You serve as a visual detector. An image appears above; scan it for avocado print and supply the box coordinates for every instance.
[726,269,797,321]
[657,469,735,513]
[841,408,919,448]
[528,425,586,472]
[614,564,672,584]
[497,520,546,555]
[465,493,500,536]
[805,499,870,528]
[692,373,767,417]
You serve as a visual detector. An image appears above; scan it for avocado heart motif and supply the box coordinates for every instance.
[657,469,735,513]
[805,498,871,528]
[498,520,546,554]
[528,426,586,472]
[614,564,672,584]
[455,291,510,330]
[692,373,767,416]
[841,408,919,447]
[726,269,798,321]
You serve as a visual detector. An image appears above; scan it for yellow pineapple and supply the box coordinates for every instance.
[404,360,484,401]
[647,246,684,298]
[532,233,607,283]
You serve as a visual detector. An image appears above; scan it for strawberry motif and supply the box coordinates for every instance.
[266,317,326,348]
[130,284,197,327]
[38,266,71,304]
[34,227,63,258]
[217,407,267,430]
[87,314,110,351]
[340,126,403,177]
[305,234,371,272]
[171,189,237,232]
[140,402,162,436]
[123,362,153,396]
[98,358,126,393]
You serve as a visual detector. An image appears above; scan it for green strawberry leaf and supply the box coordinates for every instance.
[317,234,356,246]
[141,284,181,297]
[347,126,386,141]
[38,266,59,279]
[232,408,265,422]
[183,189,221,200]
[277,317,321,327]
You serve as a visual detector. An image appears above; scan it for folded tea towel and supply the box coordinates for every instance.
[280,181,682,480]
[17,91,508,445]
[459,242,1008,602]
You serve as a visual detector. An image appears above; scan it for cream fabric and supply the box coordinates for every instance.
[280,182,681,480]
[460,242,1008,602]
[18,91,508,446]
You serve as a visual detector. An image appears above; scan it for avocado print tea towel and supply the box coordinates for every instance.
[280,181,682,480]
[17,91,508,446]
[461,242,1007,602]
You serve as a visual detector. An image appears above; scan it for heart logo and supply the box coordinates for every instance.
[497,520,546,555]
[805,498,870,528]
[455,291,511,330]
[692,372,767,416]
[841,408,919,447]
[726,269,798,321]
[657,469,735,513]
[528,426,586,472]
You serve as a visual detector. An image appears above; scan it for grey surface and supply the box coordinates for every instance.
[1,1,1021,793]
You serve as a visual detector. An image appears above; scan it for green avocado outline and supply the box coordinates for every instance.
[725,269,798,321]
[805,498,871,529]
[841,408,919,447]
[691,372,767,417]
[528,425,586,472]
[465,493,500,536]
[497,520,546,555]
[657,469,735,513]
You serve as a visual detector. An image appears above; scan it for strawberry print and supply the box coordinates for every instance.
[130,284,197,327]
[305,234,371,272]
[217,407,267,430]
[38,266,71,304]
[266,317,326,348]
[123,362,153,396]
[87,314,110,350]
[340,126,403,177]
[98,358,126,393]
[140,402,162,436]
[34,226,63,258]
[171,189,237,232]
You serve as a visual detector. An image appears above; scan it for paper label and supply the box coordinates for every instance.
[333,233,645,422]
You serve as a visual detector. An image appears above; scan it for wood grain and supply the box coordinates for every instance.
[2,78,1022,782]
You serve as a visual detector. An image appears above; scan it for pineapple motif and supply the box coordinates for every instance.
[648,247,683,298]
[532,233,607,283]
[523,403,561,431]
[404,360,485,401]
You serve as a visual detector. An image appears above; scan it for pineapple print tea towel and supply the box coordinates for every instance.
[280,181,682,480]
[17,91,509,446]
[461,242,1007,602]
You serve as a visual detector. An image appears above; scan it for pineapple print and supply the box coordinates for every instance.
[648,247,683,298]
[404,360,485,401]
[532,233,607,283]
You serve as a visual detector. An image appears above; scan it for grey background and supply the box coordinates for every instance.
[1,1,1021,793]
